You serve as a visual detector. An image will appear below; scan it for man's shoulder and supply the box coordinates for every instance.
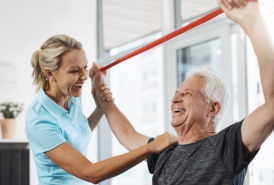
[208,120,244,143]
[147,138,178,174]
[160,143,178,156]
[148,138,178,157]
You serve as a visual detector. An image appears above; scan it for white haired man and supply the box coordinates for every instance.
[90,0,274,184]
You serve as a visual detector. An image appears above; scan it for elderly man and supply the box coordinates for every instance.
[90,0,274,184]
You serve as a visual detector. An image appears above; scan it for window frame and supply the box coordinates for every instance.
[96,0,249,184]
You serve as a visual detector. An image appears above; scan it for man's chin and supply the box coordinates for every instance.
[171,120,185,128]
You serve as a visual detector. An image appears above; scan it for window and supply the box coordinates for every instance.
[246,37,274,184]
[176,38,221,87]
[109,46,164,185]
[97,2,164,182]
[246,1,274,184]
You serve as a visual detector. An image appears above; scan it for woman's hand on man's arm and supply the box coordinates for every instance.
[44,132,177,184]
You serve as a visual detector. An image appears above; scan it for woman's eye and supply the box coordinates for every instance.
[71,70,79,73]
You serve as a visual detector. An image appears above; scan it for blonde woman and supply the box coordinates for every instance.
[25,35,177,185]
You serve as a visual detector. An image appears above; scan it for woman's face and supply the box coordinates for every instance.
[52,49,89,97]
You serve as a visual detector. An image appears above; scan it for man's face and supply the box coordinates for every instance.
[171,76,211,128]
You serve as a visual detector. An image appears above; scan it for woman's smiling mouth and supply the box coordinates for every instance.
[72,83,83,91]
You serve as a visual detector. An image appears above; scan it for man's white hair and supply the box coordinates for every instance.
[186,69,230,128]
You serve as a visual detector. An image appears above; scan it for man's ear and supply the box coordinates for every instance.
[208,102,222,118]
[45,68,55,82]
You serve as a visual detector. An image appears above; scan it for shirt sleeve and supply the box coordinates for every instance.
[25,116,66,155]
[208,120,259,176]
[147,138,159,174]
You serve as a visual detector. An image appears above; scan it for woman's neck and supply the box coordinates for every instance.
[45,86,69,110]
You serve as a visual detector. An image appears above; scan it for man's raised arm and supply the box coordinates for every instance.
[219,0,274,159]
[89,63,150,151]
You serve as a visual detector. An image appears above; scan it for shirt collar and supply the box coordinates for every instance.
[37,88,74,118]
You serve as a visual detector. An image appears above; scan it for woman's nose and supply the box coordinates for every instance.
[80,69,88,80]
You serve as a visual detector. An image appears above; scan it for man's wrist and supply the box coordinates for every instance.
[95,106,104,114]
[240,14,263,35]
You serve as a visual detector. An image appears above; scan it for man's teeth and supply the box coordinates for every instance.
[74,84,83,87]
[174,109,186,113]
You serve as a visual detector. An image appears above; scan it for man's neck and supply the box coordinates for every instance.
[175,122,216,145]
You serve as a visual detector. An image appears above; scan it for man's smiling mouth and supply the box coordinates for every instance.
[173,109,186,113]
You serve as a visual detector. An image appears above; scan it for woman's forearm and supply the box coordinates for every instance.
[88,142,154,184]
[87,107,104,132]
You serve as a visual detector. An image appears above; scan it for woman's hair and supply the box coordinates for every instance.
[186,69,230,128]
[31,34,83,92]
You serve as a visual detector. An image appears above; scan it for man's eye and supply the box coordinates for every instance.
[71,71,78,73]
[84,65,88,69]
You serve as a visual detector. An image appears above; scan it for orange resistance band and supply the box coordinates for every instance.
[100,0,258,73]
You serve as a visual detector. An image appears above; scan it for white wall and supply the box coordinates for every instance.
[0,0,98,184]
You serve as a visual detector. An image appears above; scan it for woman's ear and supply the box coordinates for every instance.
[208,102,222,118]
[45,68,55,82]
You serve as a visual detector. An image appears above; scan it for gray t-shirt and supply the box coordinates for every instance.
[147,120,259,185]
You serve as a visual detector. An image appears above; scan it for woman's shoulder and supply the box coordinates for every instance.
[26,97,57,126]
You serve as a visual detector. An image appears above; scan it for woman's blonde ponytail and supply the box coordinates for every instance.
[31,50,47,92]
[30,34,82,93]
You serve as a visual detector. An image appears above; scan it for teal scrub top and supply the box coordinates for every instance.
[25,88,92,185]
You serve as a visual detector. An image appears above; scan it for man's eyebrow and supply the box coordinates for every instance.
[175,88,194,95]
[184,88,194,92]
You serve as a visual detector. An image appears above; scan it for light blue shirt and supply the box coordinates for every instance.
[25,88,92,185]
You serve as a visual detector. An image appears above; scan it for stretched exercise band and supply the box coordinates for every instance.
[100,0,258,73]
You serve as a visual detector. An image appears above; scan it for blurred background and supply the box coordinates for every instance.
[0,0,274,184]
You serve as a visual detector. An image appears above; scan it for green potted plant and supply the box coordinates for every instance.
[0,102,24,139]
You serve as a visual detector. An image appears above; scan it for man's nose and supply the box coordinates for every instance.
[171,95,181,104]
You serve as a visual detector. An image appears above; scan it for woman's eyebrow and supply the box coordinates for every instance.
[68,66,80,70]
[68,62,88,70]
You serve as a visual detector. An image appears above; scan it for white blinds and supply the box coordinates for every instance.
[180,0,219,21]
[103,0,162,49]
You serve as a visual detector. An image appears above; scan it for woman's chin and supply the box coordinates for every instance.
[70,90,82,97]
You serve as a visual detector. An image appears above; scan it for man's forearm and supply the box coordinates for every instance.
[242,15,274,105]
[94,87,149,151]
[87,107,104,132]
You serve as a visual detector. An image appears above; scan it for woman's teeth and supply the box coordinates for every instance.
[72,84,83,91]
